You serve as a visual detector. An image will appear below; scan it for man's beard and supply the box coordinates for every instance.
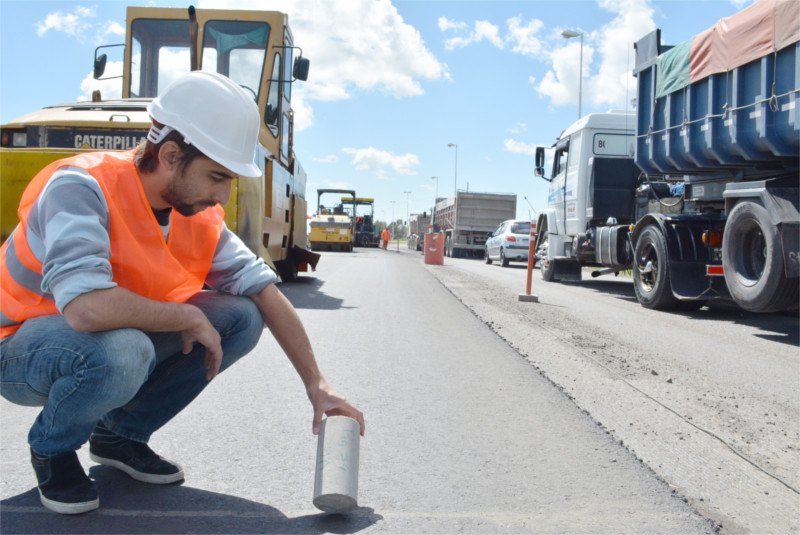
[164,177,216,216]
[170,200,216,217]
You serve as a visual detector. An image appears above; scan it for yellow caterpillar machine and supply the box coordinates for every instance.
[308,189,357,252]
[0,5,318,280]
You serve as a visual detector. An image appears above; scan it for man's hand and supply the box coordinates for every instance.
[180,307,223,381]
[307,378,365,437]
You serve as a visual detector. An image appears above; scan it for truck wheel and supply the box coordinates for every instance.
[278,260,299,281]
[723,200,798,312]
[633,225,678,309]
[485,247,492,264]
[500,249,509,267]
[538,231,556,281]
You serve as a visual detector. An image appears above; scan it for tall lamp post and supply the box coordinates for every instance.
[561,29,583,119]
[430,176,438,232]
[447,143,458,195]
[403,191,411,239]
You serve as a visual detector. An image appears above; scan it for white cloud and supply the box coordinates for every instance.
[503,139,538,155]
[438,17,467,32]
[586,0,655,108]
[536,0,655,111]
[341,147,420,177]
[36,6,96,38]
[443,2,656,113]
[536,39,593,107]
[313,154,339,163]
[507,122,527,134]
[506,16,546,58]
[198,0,449,130]
[442,19,504,50]
[101,21,125,38]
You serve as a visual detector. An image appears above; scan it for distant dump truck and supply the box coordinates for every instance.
[533,0,799,312]
[432,192,517,258]
[0,6,319,281]
[407,212,431,251]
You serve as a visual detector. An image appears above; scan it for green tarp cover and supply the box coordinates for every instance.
[655,38,692,99]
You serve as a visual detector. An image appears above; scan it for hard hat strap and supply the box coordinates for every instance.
[147,123,193,149]
[147,123,174,144]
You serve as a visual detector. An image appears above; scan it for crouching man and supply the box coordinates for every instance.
[0,71,364,514]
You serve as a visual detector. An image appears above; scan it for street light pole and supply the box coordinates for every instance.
[430,176,438,232]
[561,29,583,119]
[447,143,458,195]
[403,191,411,239]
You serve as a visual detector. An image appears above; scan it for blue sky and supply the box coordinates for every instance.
[0,0,752,224]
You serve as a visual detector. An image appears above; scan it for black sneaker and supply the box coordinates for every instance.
[89,429,184,485]
[31,449,99,515]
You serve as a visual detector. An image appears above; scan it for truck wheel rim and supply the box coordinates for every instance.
[637,242,658,292]
[735,219,766,286]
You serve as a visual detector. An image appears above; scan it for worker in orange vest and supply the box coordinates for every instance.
[0,71,364,515]
[381,227,391,249]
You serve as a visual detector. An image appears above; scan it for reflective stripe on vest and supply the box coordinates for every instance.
[0,150,223,338]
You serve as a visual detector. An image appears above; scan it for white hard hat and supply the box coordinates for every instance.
[147,71,261,177]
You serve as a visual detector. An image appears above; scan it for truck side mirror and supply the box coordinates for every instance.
[293,57,310,81]
[534,146,550,181]
[94,54,107,79]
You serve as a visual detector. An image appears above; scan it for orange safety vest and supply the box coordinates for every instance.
[381,229,391,241]
[0,150,223,338]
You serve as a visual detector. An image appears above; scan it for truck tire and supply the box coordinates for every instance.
[537,229,556,281]
[722,200,799,312]
[633,225,679,309]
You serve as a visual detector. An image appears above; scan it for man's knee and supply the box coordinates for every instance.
[219,297,264,369]
[89,329,155,403]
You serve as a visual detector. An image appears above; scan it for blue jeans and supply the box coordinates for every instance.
[0,292,264,455]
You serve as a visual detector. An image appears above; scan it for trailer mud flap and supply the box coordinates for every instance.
[552,260,582,281]
[669,261,730,300]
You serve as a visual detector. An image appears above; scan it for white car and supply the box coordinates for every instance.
[485,220,532,267]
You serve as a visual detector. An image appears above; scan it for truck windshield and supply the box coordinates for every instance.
[129,18,269,100]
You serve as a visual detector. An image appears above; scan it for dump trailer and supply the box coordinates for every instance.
[0,6,319,281]
[407,212,431,251]
[432,192,517,257]
[343,197,378,247]
[533,0,799,312]
[308,189,357,252]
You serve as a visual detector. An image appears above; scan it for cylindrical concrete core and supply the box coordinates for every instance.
[313,416,360,513]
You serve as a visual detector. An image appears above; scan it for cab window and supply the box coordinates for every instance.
[553,143,569,177]
[201,21,268,101]
[265,53,281,137]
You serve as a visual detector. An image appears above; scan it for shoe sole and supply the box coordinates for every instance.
[89,453,184,484]
[38,489,98,515]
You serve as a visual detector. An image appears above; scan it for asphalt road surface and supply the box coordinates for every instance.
[0,245,791,533]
